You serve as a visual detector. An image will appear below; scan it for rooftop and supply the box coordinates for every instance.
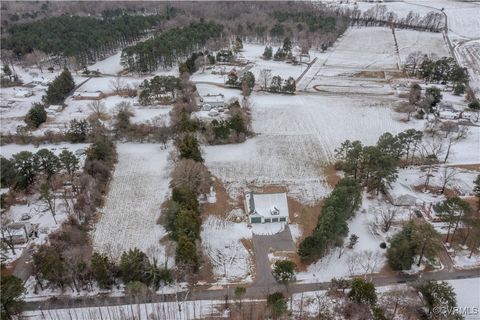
[246,192,289,218]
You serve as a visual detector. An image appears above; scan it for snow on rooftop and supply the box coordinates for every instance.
[248,192,289,218]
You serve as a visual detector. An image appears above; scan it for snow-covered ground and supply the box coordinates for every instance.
[201,216,253,283]
[23,299,225,320]
[297,195,409,282]
[204,92,423,203]
[92,143,173,264]
[447,278,480,320]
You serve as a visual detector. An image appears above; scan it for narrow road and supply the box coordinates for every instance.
[23,266,480,311]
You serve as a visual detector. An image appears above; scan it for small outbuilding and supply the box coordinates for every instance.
[73,91,104,100]
[385,183,418,206]
[203,94,225,108]
[245,192,289,224]
[46,105,63,115]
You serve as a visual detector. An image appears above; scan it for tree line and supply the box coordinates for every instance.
[298,178,362,262]
[3,15,161,66]
[346,4,445,32]
[120,21,223,73]
[335,129,425,194]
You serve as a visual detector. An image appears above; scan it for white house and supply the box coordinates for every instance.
[245,192,289,224]
[202,94,224,108]
[438,110,460,120]
[73,91,103,100]
[1,222,33,245]
[46,105,63,115]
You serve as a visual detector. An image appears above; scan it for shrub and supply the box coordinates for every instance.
[24,103,47,128]
[468,99,480,110]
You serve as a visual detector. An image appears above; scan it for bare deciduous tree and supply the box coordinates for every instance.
[440,166,458,194]
[0,217,17,255]
[87,100,108,121]
[258,69,272,90]
[170,159,212,195]
[404,51,425,75]
[110,76,127,94]
[378,208,398,232]
[394,101,416,121]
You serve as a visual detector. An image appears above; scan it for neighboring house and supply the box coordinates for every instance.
[73,91,104,100]
[46,104,63,115]
[1,222,33,245]
[202,94,225,108]
[438,110,460,120]
[245,192,289,224]
[385,183,418,206]
[14,89,34,98]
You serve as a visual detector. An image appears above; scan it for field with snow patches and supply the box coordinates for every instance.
[92,143,173,264]
[203,90,423,203]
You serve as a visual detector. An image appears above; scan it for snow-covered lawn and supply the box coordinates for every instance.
[201,216,253,283]
[447,278,480,320]
[296,195,403,283]
[451,249,480,270]
[92,143,172,264]
[389,166,478,205]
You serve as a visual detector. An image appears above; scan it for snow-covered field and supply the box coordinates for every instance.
[396,29,450,62]
[23,299,225,320]
[204,92,422,203]
[92,143,172,264]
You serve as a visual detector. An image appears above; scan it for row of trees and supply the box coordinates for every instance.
[3,15,161,65]
[348,4,445,32]
[335,130,426,194]
[30,136,118,293]
[260,72,296,94]
[404,53,468,85]
[226,70,255,94]
[162,73,214,273]
[120,21,223,73]
[139,75,181,105]
[298,178,362,262]
[1,149,79,192]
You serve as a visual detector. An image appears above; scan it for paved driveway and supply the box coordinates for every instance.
[251,225,296,287]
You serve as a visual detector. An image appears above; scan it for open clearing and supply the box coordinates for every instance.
[92,143,172,264]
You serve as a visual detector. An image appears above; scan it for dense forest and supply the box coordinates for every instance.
[120,21,224,73]
[3,15,161,65]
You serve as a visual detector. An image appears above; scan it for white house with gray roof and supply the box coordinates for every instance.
[245,192,289,224]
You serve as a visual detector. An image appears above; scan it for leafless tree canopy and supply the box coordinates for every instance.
[170,159,212,195]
